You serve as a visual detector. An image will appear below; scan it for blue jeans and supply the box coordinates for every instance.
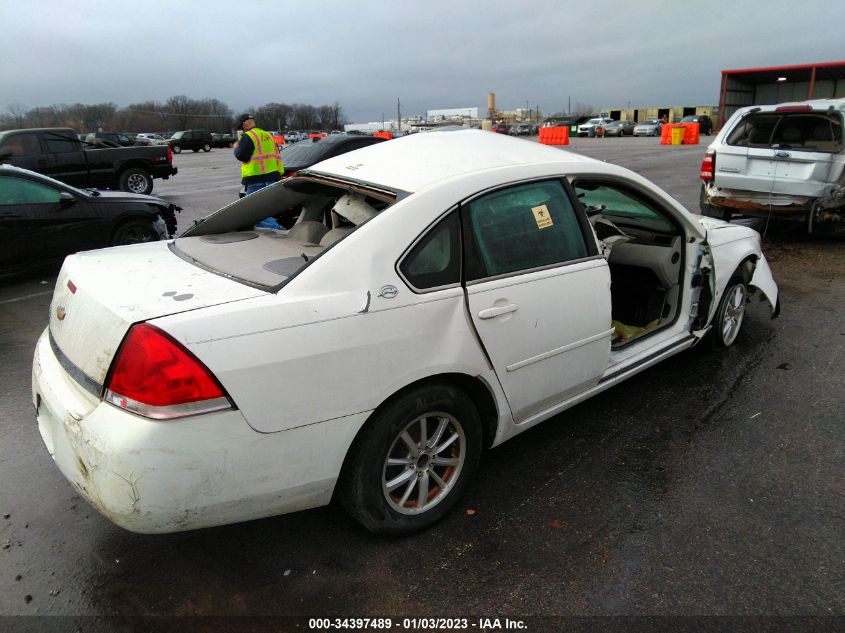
[246,181,283,230]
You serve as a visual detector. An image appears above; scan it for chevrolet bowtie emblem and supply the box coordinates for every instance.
[56,306,66,321]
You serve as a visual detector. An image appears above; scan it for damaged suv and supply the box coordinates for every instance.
[700,99,844,232]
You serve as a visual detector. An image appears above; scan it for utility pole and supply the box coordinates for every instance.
[397,98,401,132]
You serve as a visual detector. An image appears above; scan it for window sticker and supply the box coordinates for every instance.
[531,204,553,230]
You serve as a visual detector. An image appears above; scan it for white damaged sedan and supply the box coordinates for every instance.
[33,131,779,535]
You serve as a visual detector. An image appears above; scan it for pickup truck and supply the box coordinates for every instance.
[0,128,177,195]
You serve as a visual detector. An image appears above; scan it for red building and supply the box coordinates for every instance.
[718,60,845,127]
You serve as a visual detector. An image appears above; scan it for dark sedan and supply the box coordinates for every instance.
[0,165,179,275]
[680,115,714,135]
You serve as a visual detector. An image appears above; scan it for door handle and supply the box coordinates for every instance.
[478,303,518,319]
[774,151,790,158]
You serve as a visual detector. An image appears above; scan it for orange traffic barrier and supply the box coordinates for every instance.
[309,133,326,140]
[660,123,700,145]
[538,126,569,146]
[373,131,394,140]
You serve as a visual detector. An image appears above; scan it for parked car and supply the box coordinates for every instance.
[633,119,662,137]
[136,133,169,145]
[578,117,614,137]
[211,133,234,148]
[84,132,136,147]
[0,127,177,195]
[700,99,844,230]
[513,124,534,136]
[267,134,388,225]
[492,123,509,134]
[603,120,636,137]
[168,130,213,154]
[284,131,306,143]
[0,165,178,274]
[680,115,714,135]
[33,130,778,536]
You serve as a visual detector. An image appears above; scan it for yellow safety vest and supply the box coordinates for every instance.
[241,127,283,179]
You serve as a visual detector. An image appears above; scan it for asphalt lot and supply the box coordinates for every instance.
[1,135,843,629]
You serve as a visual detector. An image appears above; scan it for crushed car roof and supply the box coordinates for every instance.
[306,129,601,193]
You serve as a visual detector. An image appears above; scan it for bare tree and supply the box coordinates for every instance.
[6,102,28,128]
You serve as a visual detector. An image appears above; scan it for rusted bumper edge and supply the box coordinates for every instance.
[703,184,845,224]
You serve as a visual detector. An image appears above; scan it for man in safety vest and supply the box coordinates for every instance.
[234,113,284,228]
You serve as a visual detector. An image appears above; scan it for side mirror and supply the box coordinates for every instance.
[59,191,76,205]
[0,148,12,162]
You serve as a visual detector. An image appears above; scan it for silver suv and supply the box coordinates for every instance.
[699,99,844,232]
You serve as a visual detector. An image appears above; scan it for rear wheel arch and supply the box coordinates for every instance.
[337,373,499,488]
[335,373,497,534]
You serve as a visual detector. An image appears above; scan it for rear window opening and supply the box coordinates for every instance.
[173,176,397,291]
[726,111,842,152]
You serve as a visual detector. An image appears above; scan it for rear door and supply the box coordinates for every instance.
[462,178,612,422]
[41,130,89,186]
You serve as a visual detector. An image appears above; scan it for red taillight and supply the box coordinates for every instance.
[104,323,231,419]
[775,105,813,112]
[700,151,715,181]
[167,146,173,163]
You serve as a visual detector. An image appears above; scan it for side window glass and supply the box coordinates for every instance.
[45,133,77,154]
[1,133,41,157]
[400,211,461,290]
[464,180,588,280]
[726,114,779,147]
[0,176,60,204]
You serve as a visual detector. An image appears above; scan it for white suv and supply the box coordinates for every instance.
[699,99,844,232]
[577,117,613,137]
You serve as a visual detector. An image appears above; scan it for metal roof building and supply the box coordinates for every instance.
[718,60,845,126]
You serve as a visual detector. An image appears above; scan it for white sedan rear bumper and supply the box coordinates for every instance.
[31,328,369,533]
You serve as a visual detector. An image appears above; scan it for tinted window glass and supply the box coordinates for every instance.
[400,212,461,290]
[1,133,40,157]
[726,114,778,147]
[772,113,842,152]
[464,180,588,280]
[0,176,60,204]
[45,131,78,154]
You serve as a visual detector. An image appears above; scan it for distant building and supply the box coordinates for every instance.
[426,107,478,121]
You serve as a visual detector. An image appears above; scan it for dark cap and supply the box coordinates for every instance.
[237,113,254,130]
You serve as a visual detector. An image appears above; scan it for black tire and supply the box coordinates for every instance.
[338,383,482,535]
[118,167,153,195]
[192,147,199,152]
[710,276,748,350]
[171,144,181,154]
[202,143,211,152]
[111,220,159,246]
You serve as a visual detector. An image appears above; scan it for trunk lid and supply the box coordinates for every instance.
[48,241,265,392]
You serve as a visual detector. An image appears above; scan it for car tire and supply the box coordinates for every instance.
[111,220,160,246]
[118,167,153,195]
[203,143,211,152]
[710,276,748,350]
[338,383,482,535]
[172,144,181,154]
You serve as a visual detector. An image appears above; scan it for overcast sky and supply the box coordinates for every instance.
[2,0,843,123]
